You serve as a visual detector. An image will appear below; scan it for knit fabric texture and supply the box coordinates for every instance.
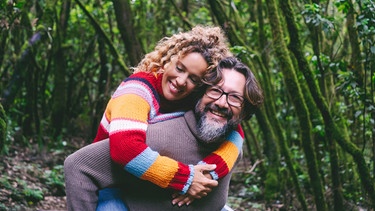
[123,111,238,211]
[92,72,244,193]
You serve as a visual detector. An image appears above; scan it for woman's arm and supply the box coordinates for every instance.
[199,124,244,180]
[95,76,216,194]
[170,125,243,206]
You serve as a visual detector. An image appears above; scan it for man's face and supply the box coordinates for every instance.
[195,68,246,144]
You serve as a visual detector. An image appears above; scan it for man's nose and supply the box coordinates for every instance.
[214,94,229,108]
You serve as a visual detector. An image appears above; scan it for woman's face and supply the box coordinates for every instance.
[161,52,208,101]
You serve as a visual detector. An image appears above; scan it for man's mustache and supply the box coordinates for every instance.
[204,104,233,120]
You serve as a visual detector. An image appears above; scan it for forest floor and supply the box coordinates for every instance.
[0,137,280,211]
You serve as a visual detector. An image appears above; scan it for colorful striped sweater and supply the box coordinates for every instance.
[93,72,244,194]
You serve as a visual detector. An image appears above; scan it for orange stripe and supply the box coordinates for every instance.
[212,141,239,170]
[106,94,150,121]
[141,156,179,188]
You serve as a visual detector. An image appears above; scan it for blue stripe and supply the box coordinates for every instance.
[124,147,159,177]
[198,161,219,180]
[209,171,219,180]
[180,165,194,194]
[225,130,243,150]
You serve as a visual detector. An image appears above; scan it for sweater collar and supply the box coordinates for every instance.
[155,73,164,98]
[184,110,199,137]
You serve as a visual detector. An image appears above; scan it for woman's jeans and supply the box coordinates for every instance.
[97,188,128,211]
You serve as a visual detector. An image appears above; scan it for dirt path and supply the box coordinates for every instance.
[0,141,269,211]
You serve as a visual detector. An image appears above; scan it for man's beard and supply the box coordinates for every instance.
[194,102,241,144]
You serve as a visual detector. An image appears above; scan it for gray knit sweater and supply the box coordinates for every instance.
[122,111,237,211]
[64,111,239,211]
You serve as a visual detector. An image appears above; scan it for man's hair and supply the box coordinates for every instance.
[203,57,264,120]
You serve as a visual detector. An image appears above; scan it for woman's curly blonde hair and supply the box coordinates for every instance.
[133,25,232,74]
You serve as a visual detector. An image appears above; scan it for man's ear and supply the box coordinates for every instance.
[240,111,252,121]
[241,102,258,121]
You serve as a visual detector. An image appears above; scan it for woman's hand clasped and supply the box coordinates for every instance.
[171,164,218,207]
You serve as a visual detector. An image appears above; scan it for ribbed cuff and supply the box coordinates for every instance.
[180,165,194,194]
[209,171,219,180]
[198,161,218,180]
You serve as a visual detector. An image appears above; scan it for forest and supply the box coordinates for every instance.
[0,0,374,210]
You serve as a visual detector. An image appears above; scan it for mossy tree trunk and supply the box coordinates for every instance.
[243,121,264,168]
[255,0,270,70]
[346,0,364,87]
[0,103,6,153]
[90,35,109,139]
[51,0,71,138]
[265,0,328,210]
[306,0,327,98]
[279,1,344,210]
[112,0,144,66]
[21,11,39,138]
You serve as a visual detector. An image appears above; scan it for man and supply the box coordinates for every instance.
[64,57,264,210]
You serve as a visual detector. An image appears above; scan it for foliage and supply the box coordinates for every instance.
[42,165,65,196]
[0,175,44,206]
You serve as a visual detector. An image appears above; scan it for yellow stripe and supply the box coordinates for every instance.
[141,156,179,188]
[106,94,150,122]
[212,141,239,170]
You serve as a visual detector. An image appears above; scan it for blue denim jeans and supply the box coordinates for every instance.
[96,188,128,211]
[97,188,234,211]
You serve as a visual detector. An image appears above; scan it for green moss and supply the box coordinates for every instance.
[0,104,7,153]
[264,167,280,202]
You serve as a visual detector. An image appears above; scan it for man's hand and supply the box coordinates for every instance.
[171,164,218,206]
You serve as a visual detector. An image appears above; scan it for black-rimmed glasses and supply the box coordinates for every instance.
[205,86,244,107]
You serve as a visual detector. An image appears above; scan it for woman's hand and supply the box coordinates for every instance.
[171,164,218,206]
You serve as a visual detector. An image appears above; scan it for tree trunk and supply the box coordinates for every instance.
[305,0,327,98]
[74,0,130,76]
[51,0,71,137]
[372,60,375,179]
[112,0,143,66]
[347,1,364,87]
[169,0,193,28]
[0,28,7,70]
[255,0,270,70]
[1,2,39,111]
[0,103,6,153]
[91,35,110,139]
[243,121,263,166]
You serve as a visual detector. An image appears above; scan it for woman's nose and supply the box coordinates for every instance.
[176,74,188,86]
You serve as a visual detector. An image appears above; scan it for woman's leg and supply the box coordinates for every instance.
[64,139,120,210]
[96,188,129,211]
